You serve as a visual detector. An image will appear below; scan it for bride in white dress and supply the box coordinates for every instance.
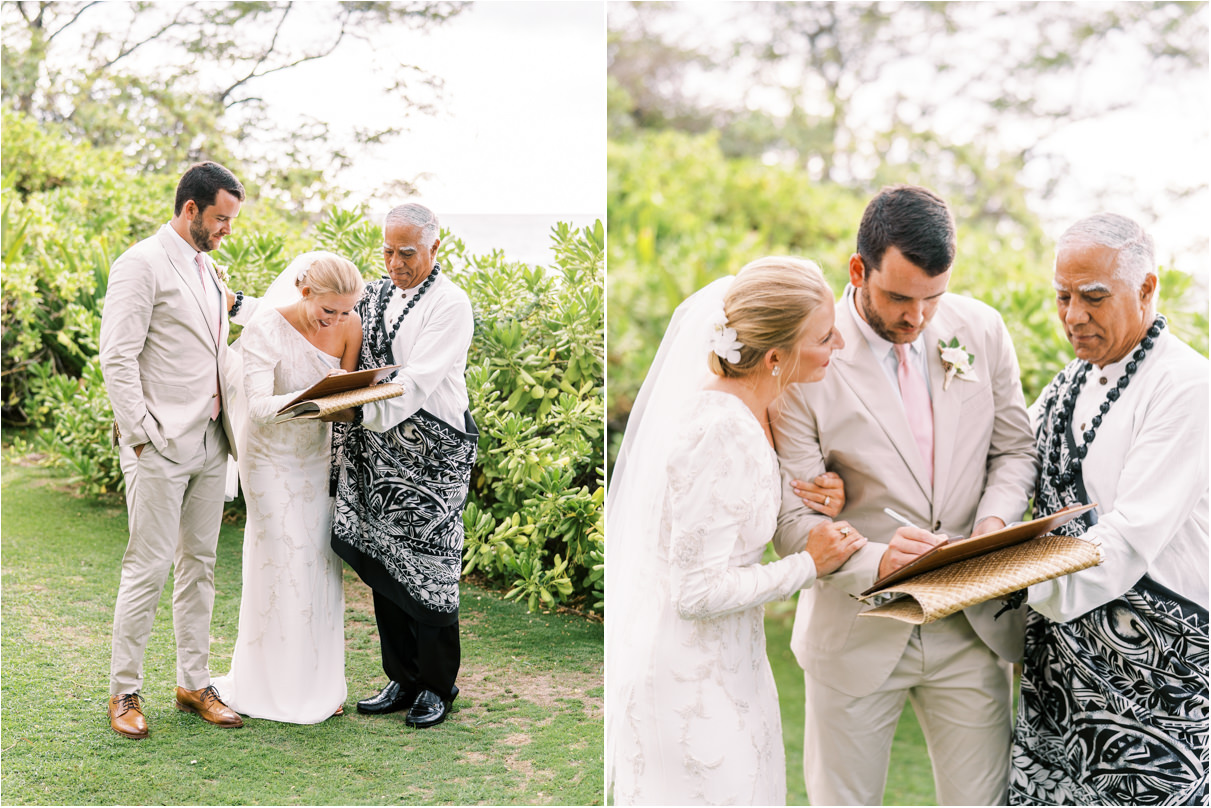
[212,252,364,724]
[607,257,867,805]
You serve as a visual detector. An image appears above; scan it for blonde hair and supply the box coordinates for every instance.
[708,256,832,385]
[298,252,364,298]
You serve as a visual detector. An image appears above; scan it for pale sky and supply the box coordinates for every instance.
[259,1,606,216]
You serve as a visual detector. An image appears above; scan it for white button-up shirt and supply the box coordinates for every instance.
[1026,328,1210,620]
[362,273,474,432]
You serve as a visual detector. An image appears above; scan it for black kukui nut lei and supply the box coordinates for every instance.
[372,265,441,352]
[1045,315,1166,489]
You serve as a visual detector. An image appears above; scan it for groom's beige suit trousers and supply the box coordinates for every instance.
[801,615,1012,806]
[110,420,229,695]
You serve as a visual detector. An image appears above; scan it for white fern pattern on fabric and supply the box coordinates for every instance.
[212,309,347,724]
[612,391,816,805]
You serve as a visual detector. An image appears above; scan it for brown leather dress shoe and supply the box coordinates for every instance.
[108,693,148,739]
[174,685,244,728]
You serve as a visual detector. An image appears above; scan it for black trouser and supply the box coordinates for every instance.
[373,590,460,702]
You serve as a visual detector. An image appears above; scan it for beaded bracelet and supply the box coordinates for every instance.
[228,290,245,317]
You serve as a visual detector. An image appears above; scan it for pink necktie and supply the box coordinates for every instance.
[895,343,933,483]
[195,253,221,420]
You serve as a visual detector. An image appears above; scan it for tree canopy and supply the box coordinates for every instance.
[2,1,467,209]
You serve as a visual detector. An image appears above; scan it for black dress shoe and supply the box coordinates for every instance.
[356,681,413,715]
[404,689,451,728]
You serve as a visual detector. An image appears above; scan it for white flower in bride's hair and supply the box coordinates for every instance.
[706,305,743,364]
[938,337,977,391]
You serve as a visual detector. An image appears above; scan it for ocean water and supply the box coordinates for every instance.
[440,212,601,268]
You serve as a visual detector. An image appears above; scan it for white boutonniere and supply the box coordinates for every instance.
[938,337,977,391]
[213,263,229,285]
[706,305,743,364]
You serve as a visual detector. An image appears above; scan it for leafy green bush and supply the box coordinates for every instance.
[450,222,605,613]
[1,110,170,422]
[11,357,122,496]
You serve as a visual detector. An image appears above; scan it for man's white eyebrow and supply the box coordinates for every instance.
[1052,280,1112,294]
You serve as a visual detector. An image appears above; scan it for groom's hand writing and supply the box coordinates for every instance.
[878,526,946,579]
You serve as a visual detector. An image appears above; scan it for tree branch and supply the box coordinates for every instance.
[218,2,351,106]
[96,5,191,71]
[44,1,101,44]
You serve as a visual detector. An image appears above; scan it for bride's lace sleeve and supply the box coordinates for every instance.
[666,418,816,621]
[241,319,312,424]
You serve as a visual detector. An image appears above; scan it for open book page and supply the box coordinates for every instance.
[276,364,402,412]
[271,382,405,423]
[270,364,404,423]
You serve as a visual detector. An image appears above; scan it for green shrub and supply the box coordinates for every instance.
[6,108,604,613]
[11,358,121,496]
[451,221,605,613]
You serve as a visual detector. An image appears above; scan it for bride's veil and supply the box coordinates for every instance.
[259,250,335,313]
[605,275,734,789]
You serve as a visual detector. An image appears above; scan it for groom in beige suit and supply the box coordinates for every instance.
[772,186,1037,805]
[99,161,247,738]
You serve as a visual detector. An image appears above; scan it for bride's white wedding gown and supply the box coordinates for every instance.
[212,309,347,723]
[612,391,816,805]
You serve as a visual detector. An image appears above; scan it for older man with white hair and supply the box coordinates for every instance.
[1010,213,1209,805]
[327,202,477,729]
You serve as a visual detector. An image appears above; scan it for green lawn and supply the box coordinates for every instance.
[1,455,603,805]
[765,600,939,807]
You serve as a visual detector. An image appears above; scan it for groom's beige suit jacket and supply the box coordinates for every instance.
[100,224,238,464]
[772,288,1038,698]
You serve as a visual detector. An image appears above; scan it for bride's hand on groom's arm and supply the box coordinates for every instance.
[877,526,947,579]
[806,520,866,577]
[791,471,845,517]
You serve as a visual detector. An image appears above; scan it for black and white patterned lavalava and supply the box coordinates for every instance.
[1010,365,1208,806]
[330,278,477,624]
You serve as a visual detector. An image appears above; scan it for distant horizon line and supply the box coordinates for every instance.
[440,211,603,218]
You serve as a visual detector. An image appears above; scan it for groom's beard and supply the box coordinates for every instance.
[190,216,218,252]
[858,286,920,344]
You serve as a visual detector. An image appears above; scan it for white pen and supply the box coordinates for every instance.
[884,507,953,546]
[883,507,921,530]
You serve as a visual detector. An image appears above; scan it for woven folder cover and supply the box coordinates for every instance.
[859,534,1103,625]
[298,383,404,418]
